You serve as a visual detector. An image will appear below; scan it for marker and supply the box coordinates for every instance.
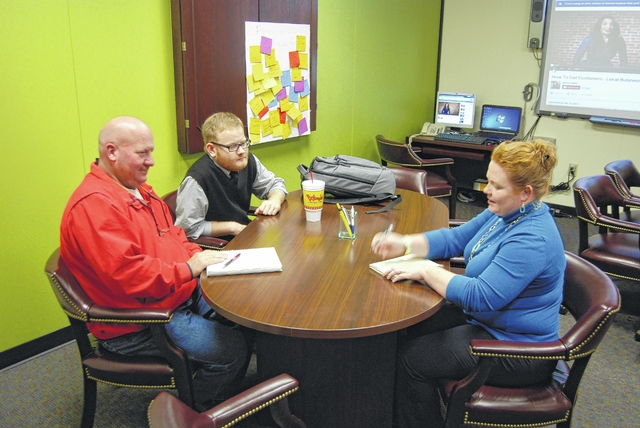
[336,203,353,237]
[223,253,241,268]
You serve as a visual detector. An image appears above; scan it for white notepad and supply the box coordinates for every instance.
[369,254,441,276]
[206,247,283,277]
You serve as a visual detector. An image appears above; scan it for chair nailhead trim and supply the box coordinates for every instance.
[220,386,299,428]
[85,368,176,389]
[463,409,571,427]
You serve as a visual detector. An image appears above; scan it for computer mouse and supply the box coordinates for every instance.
[485,139,498,146]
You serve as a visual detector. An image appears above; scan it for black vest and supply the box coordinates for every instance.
[186,154,258,227]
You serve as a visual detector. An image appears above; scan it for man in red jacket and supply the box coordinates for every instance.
[60,116,250,410]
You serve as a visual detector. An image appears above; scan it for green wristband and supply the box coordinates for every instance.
[403,235,412,255]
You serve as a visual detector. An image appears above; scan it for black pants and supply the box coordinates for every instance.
[394,304,557,428]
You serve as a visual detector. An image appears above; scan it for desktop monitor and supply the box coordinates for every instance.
[434,92,476,130]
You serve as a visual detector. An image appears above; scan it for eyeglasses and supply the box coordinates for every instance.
[209,139,251,153]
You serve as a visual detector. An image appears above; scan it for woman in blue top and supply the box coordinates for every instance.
[372,139,565,428]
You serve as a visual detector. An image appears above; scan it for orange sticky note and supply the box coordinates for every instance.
[289,51,300,68]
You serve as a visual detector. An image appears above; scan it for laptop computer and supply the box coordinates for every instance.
[477,105,522,141]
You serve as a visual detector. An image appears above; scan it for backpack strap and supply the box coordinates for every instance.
[365,195,402,214]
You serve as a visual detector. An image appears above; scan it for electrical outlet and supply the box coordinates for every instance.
[569,163,578,176]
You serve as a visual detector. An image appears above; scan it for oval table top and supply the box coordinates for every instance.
[201,188,450,339]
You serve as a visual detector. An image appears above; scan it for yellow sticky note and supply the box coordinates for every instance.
[271,81,283,96]
[247,74,257,92]
[268,62,282,78]
[249,46,262,63]
[249,117,262,136]
[291,67,302,82]
[287,105,302,121]
[282,122,292,139]
[299,53,308,69]
[279,99,292,111]
[296,35,306,52]
[252,63,265,81]
[269,110,280,128]
[261,92,275,107]
[272,124,282,137]
[248,97,264,116]
[263,77,277,89]
[250,133,261,143]
[299,95,309,111]
[264,48,277,67]
[261,118,273,136]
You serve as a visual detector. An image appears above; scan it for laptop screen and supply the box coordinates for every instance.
[479,105,522,134]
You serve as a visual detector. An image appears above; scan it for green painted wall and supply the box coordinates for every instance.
[0,0,441,353]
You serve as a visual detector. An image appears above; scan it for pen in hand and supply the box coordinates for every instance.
[222,253,241,268]
[371,223,394,252]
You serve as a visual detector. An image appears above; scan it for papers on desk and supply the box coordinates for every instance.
[206,247,282,277]
[369,254,440,276]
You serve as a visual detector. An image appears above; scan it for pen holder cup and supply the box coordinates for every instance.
[338,210,357,240]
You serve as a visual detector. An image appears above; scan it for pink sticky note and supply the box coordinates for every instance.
[261,36,272,55]
[298,118,308,135]
[294,79,305,93]
[276,87,287,101]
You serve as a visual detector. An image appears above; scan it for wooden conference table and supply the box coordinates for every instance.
[201,189,449,428]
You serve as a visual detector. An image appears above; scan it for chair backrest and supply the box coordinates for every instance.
[45,248,93,322]
[375,135,423,167]
[388,167,428,195]
[163,190,179,222]
[573,175,627,223]
[562,252,620,361]
[605,159,640,198]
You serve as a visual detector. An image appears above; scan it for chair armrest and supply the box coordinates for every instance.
[191,236,228,250]
[418,157,455,166]
[470,338,567,359]
[589,213,640,234]
[206,373,301,426]
[87,305,174,323]
[448,219,467,228]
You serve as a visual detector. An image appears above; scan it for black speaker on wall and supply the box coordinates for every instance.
[528,0,547,49]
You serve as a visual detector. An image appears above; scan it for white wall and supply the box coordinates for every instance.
[439,0,640,207]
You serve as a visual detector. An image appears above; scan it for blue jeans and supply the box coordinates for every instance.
[101,285,250,409]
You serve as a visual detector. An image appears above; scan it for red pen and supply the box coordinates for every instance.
[223,253,241,268]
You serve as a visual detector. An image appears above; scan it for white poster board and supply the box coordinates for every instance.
[245,21,311,144]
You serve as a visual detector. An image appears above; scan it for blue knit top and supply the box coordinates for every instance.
[425,202,565,342]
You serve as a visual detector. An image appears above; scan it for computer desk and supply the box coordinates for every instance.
[410,134,495,190]
[200,189,449,428]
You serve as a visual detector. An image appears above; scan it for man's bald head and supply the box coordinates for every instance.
[97,116,155,189]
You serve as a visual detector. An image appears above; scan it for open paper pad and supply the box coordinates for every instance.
[369,254,440,276]
[206,247,282,277]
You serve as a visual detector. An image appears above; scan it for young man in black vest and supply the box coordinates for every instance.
[176,112,287,241]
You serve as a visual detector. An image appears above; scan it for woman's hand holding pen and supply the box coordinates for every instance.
[371,231,405,259]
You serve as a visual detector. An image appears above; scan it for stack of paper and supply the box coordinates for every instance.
[369,254,440,276]
[206,247,282,277]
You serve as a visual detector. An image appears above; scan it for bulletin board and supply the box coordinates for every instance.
[170,0,318,154]
[245,22,311,144]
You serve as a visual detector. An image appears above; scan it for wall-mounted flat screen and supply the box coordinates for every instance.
[537,0,640,122]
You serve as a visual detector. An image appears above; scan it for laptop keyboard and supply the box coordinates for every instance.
[435,133,488,145]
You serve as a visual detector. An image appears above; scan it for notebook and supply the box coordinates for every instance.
[477,104,522,141]
[206,247,283,277]
[369,254,441,277]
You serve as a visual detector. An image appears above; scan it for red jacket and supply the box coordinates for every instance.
[60,163,201,339]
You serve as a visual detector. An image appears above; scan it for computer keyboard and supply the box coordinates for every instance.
[435,132,488,145]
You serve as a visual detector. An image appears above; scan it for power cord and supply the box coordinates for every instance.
[550,168,575,192]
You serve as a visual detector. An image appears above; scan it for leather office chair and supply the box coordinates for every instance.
[45,248,195,428]
[162,190,228,250]
[376,135,457,218]
[604,159,640,222]
[572,175,640,282]
[437,251,620,428]
[148,373,306,428]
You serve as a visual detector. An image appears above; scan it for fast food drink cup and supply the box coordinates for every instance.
[301,179,325,222]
